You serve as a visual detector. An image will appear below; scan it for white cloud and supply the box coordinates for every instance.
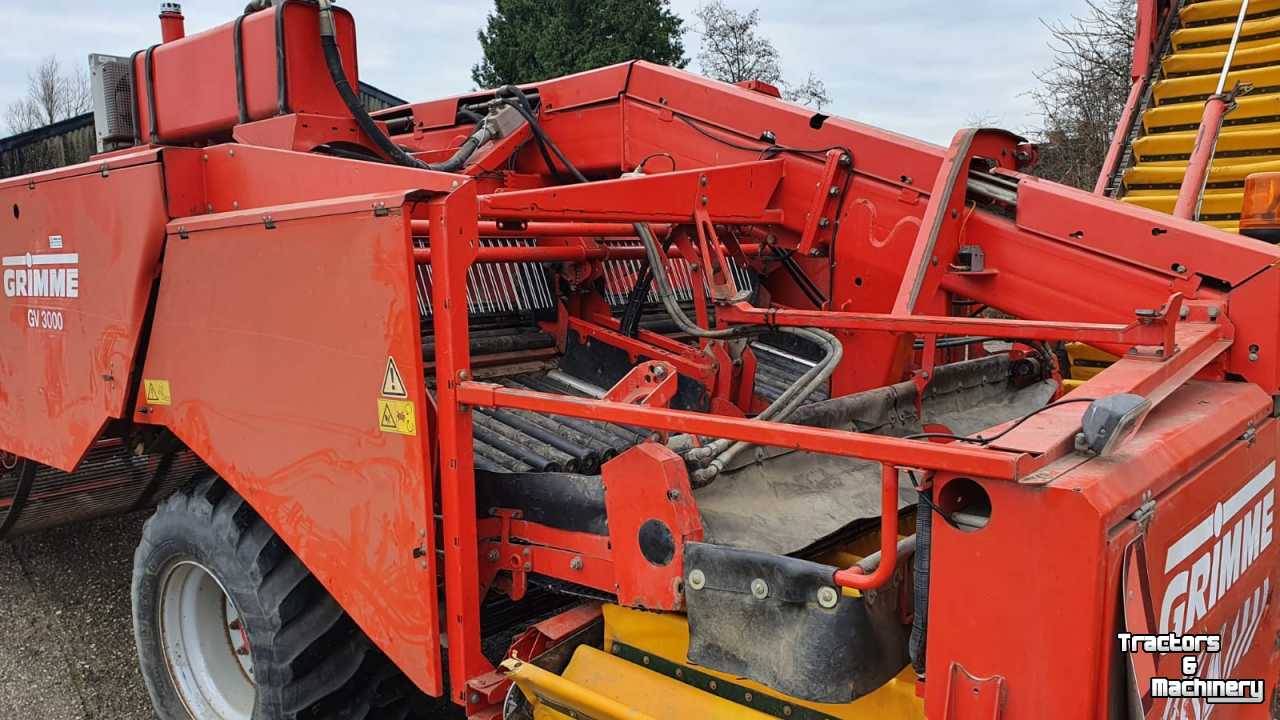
[1,0,1085,145]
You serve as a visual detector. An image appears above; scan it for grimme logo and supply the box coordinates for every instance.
[3,240,80,299]
[1159,461,1273,635]
[1122,461,1277,716]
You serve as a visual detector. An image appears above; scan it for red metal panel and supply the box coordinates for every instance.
[601,444,702,610]
[0,155,168,471]
[1015,175,1280,288]
[136,191,443,696]
[162,144,462,217]
[925,382,1274,718]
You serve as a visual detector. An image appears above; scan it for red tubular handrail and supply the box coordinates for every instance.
[412,243,760,265]
[833,463,900,591]
[410,220,672,237]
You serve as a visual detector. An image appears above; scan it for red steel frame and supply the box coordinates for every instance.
[5,6,1280,716]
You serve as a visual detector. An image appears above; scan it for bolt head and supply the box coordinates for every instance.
[570,556,584,571]
[688,569,706,590]
[817,586,839,608]
[750,578,770,599]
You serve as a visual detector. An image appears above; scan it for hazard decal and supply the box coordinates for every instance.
[381,357,408,398]
[378,398,417,436]
[143,379,172,406]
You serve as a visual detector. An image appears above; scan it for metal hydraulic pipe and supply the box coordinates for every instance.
[1174,0,1249,220]
[833,464,901,591]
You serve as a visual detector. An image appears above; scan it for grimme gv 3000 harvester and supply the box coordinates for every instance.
[2,1,1279,718]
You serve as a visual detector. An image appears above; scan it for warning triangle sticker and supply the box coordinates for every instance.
[380,403,399,431]
[381,357,408,398]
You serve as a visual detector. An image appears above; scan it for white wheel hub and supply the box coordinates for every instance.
[159,560,256,719]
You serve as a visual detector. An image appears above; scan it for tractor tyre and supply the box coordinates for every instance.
[132,472,424,720]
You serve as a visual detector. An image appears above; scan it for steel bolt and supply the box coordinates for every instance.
[1250,344,1261,362]
[688,569,706,590]
[701,195,709,206]
[458,369,470,380]
[523,561,532,571]
[709,680,718,691]
[818,217,830,228]
[1179,305,1190,320]
[745,692,754,703]
[1173,263,1187,274]
[700,175,708,186]
[783,706,793,717]
[570,556,584,571]
[828,186,840,197]
[487,549,499,562]
[1208,306,1220,321]
[469,693,481,704]
[750,578,769,599]
[667,489,682,501]
[817,586,839,609]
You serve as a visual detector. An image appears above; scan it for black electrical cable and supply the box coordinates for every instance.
[676,114,854,254]
[769,245,827,308]
[904,396,1096,445]
[907,470,963,531]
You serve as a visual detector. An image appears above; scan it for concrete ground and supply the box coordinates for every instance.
[0,512,154,720]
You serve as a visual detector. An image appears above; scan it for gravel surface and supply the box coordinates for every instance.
[0,512,154,720]
[0,513,465,720]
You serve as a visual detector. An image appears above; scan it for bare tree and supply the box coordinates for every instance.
[1028,0,1135,189]
[693,1,830,109]
[783,72,830,111]
[5,56,93,135]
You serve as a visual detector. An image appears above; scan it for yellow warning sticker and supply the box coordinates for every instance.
[143,379,172,406]
[378,398,417,436]
[381,356,408,398]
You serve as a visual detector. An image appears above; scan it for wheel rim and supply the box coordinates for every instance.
[159,560,256,719]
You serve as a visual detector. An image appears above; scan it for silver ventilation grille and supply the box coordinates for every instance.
[90,54,135,152]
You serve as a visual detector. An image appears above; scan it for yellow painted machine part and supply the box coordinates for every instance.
[510,604,925,720]
[1118,0,1280,237]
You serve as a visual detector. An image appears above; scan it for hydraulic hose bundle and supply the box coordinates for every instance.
[314,0,492,172]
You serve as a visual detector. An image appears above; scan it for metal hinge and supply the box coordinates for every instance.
[262,215,276,230]
[373,202,390,217]
[1131,498,1156,524]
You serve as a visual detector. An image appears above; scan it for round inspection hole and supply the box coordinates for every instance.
[937,477,991,532]
[854,276,863,287]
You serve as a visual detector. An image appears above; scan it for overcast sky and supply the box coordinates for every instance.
[3,1,1088,145]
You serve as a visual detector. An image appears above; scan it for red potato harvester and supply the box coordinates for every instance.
[1,1,1278,718]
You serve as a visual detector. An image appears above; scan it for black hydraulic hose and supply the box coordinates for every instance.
[317,1,487,172]
[910,487,931,678]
